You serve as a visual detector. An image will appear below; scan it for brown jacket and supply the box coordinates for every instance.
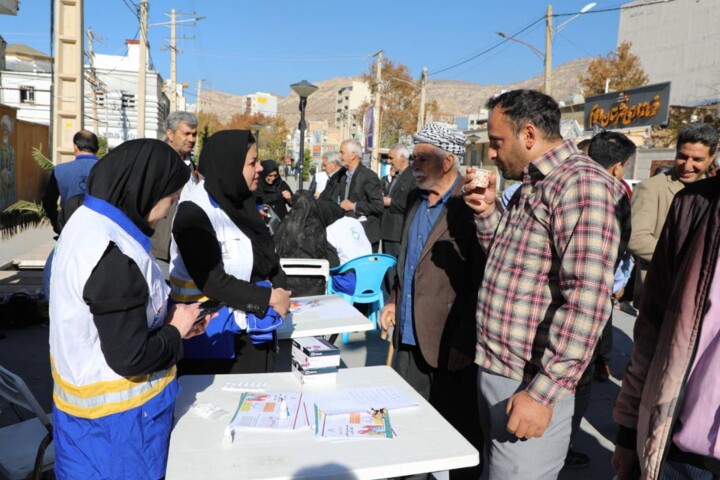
[390,174,485,370]
[614,175,720,479]
[628,170,684,302]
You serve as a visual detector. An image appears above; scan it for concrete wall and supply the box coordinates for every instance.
[631,148,675,180]
[619,0,720,105]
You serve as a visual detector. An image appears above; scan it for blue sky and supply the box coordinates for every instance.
[1,1,626,98]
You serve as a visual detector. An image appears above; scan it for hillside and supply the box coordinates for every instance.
[201,57,592,127]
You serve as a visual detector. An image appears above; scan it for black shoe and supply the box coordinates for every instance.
[564,449,590,469]
[618,301,638,317]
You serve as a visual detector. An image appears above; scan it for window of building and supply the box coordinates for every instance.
[121,93,135,109]
[96,90,105,107]
[20,86,35,104]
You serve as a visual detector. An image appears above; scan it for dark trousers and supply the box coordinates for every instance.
[394,344,483,479]
[595,313,613,364]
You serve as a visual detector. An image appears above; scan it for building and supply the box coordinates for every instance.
[244,92,277,117]
[88,39,169,148]
[0,38,169,149]
[618,0,720,105]
[455,111,488,131]
[0,41,53,125]
[335,81,370,139]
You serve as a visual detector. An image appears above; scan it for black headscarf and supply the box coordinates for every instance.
[198,130,279,273]
[258,160,281,193]
[87,139,189,236]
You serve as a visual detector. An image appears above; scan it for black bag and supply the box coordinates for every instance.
[0,292,41,329]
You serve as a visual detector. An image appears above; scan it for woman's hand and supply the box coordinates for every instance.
[166,303,215,339]
[269,288,292,317]
[282,190,292,203]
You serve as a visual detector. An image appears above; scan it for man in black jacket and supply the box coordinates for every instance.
[337,139,384,251]
[318,152,344,202]
[380,143,416,257]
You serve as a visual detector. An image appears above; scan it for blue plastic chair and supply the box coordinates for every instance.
[327,253,397,344]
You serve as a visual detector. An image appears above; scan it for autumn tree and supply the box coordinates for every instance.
[359,57,428,147]
[579,41,649,96]
[197,111,289,162]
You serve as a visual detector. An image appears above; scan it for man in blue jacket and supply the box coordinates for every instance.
[42,130,99,234]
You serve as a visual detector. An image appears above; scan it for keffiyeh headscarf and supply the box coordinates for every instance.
[412,123,467,156]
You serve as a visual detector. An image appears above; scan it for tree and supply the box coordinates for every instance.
[196,111,289,163]
[579,41,649,96]
[359,57,425,147]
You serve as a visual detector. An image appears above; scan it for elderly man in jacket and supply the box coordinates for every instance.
[381,123,485,479]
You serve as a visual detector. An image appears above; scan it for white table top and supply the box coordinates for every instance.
[276,294,374,340]
[167,366,479,479]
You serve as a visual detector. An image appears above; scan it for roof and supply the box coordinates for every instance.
[6,44,51,60]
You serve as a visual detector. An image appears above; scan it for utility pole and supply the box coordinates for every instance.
[544,4,553,97]
[169,9,177,112]
[51,0,84,164]
[417,66,427,132]
[196,79,202,114]
[137,0,148,138]
[87,28,99,133]
[371,50,382,173]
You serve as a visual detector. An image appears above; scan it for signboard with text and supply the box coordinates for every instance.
[584,82,671,131]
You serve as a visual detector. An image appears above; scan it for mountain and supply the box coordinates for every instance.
[201,58,592,127]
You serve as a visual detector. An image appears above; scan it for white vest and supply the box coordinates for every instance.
[169,181,253,303]
[49,204,174,419]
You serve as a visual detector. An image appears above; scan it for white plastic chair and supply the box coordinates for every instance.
[279,258,330,293]
[0,365,54,480]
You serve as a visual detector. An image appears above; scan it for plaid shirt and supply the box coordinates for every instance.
[475,140,627,407]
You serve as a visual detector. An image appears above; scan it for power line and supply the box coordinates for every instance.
[181,50,370,62]
[122,0,140,19]
[429,16,545,76]
[553,0,676,17]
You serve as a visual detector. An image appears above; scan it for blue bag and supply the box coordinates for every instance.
[246,280,284,345]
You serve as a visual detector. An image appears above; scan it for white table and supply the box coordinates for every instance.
[276,294,374,340]
[167,366,479,479]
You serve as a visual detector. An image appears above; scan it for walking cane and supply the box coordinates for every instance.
[384,331,395,367]
[380,311,394,366]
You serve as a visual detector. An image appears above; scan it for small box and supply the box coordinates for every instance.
[292,336,341,357]
[292,359,338,386]
[292,346,341,369]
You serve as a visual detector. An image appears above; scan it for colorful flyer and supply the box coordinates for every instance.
[229,392,309,430]
[315,405,394,439]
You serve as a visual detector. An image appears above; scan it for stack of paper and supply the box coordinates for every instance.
[292,336,340,385]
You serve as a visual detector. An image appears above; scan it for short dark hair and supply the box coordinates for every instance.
[486,89,561,140]
[677,123,718,156]
[588,131,637,170]
[73,130,99,153]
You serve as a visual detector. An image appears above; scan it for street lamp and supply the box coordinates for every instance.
[466,133,481,167]
[496,2,596,96]
[290,80,319,190]
[251,122,264,156]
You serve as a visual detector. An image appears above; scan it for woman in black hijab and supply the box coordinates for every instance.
[254,159,293,220]
[172,130,291,374]
[49,139,208,480]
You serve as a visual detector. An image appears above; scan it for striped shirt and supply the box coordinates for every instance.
[475,140,627,407]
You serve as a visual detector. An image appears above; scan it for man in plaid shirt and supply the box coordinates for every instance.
[463,89,627,479]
